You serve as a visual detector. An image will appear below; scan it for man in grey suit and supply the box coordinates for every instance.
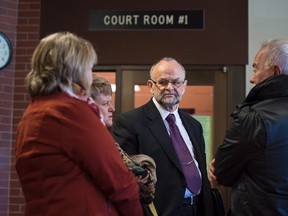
[113,57,214,216]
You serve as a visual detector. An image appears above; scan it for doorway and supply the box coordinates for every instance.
[93,65,228,169]
[93,65,246,211]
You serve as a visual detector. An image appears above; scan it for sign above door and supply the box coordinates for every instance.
[89,10,204,30]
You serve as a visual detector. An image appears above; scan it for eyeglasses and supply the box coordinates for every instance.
[150,79,185,88]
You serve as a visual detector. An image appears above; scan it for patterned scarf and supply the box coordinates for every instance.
[115,143,157,204]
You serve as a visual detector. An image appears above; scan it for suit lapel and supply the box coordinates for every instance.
[143,100,182,172]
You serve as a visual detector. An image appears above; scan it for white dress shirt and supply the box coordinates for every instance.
[152,97,202,197]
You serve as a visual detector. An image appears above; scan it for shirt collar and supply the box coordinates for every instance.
[152,97,180,121]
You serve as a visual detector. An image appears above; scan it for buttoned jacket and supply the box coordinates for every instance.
[113,99,214,216]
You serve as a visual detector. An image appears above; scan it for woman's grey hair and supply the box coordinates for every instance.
[26,32,97,97]
[149,57,186,80]
[261,39,288,75]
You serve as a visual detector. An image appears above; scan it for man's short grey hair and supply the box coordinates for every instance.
[261,39,288,75]
[149,57,186,80]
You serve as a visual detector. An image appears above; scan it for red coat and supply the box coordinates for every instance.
[15,92,143,216]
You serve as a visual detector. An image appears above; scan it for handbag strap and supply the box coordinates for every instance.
[148,202,158,216]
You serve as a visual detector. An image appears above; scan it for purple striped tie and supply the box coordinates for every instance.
[166,114,202,194]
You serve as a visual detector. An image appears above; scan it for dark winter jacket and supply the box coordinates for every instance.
[215,75,288,216]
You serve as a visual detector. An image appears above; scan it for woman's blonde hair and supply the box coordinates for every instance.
[26,32,97,97]
[90,76,112,100]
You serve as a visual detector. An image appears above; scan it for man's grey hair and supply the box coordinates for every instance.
[261,39,288,75]
[149,57,186,79]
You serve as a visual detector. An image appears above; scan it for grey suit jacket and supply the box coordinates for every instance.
[113,99,214,216]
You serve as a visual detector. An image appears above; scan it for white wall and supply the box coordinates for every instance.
[246,0,288,94]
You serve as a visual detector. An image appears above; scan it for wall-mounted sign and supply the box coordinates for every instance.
[89,10,204,30]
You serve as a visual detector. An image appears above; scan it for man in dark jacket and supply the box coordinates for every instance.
[209,39,288,215]
[113,57,214,216]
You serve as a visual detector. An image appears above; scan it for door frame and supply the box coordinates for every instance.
[93,64,246,210]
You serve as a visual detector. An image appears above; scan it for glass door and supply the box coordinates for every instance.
[120,67,228,165]
[94,65,246,212]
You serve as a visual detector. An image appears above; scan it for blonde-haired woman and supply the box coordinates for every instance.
[15,32,143,216]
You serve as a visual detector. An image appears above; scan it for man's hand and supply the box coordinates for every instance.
[208,158,220,187]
